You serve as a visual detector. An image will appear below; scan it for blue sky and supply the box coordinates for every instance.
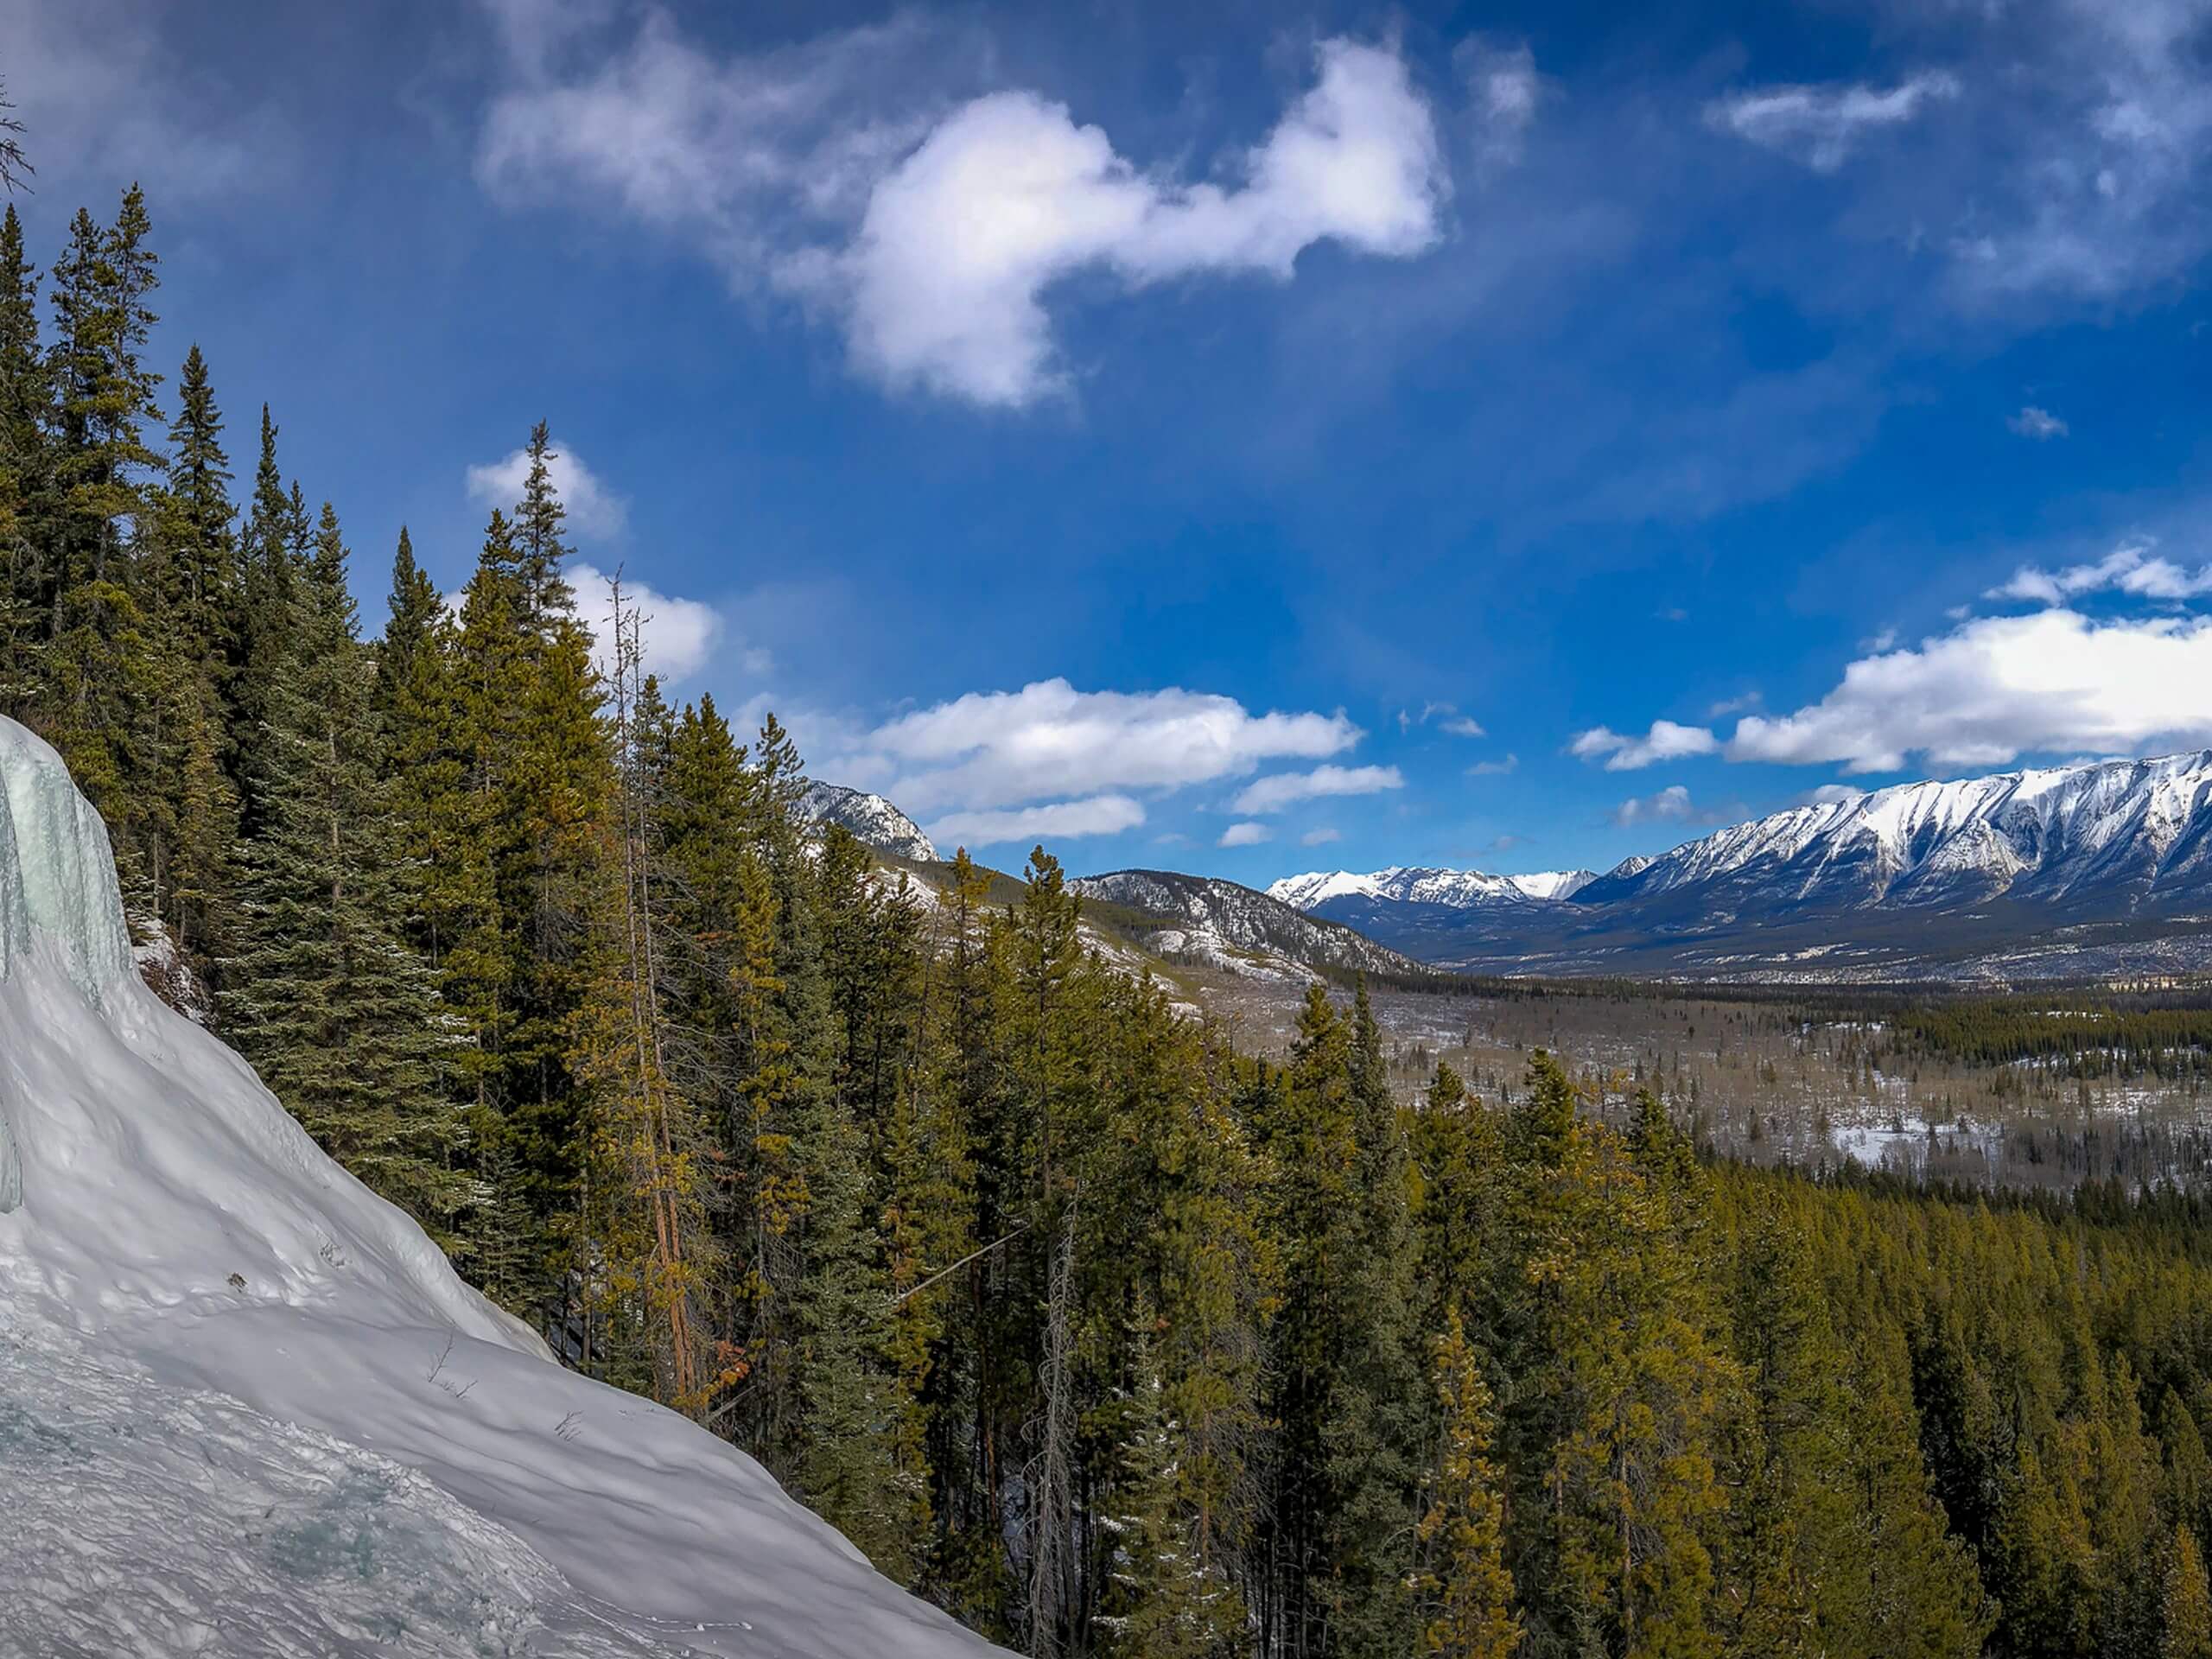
[11,0,2212,881]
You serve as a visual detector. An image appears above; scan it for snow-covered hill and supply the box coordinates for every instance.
[0,716,1003,1657]
[1268,753,2212,981]
[1071,868,1427,982]
[1267,865,1598,910]
[794,779,938,862]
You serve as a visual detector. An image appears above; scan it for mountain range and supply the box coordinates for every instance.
[1269,752,2212,981]
[811,751,2212,983]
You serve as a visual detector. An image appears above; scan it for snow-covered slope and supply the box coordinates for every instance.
[1267,865,1597,911]
[1071,868,1427,982]
[0,716,1002,1656]
[794,780,938,863]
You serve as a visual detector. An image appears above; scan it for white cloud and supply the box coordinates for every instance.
[1231,763,1404,814]
[1936,2,2212,302]
[2009,405,2069,440]
[1797,783,1866,806]
[478,16,1449,408]
[1708,691,1762,718]
[830,40,1446,405]
[1401,702,1484,736]
[1300,826,1344,846]
[1988,537,2212,606]
[1725,607,2212,772]
[466,440,629,539]
[1457,35,1539,174]
[857,678,1360,814]
[1570,719,1719,770]
[568,563,727,684]
[930,793,1146,848]
[1706,72,1960,173]
[0,0,280,199]
[1219,822,1274,848]
[1612,784,1708,827]
[1466,753,1518,777]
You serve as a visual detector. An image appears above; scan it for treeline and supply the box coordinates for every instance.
[23,183,2212,1659]
[1895,1004,2212,1080]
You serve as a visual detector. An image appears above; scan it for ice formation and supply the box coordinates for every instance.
[0,715,1004,1656]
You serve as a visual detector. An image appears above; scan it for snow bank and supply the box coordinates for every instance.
[0,715,1003,1656]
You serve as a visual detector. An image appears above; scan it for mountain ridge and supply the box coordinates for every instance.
[1268,751,2212,981]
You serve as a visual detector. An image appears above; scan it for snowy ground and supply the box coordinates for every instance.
[0,716,1003,1658]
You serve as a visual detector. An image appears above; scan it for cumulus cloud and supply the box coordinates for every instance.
[1301,826,1344,846]
[1612,785,1715,827]
[1569,719,1719,770]
[2009,405,2069,440]
[466,440,628,538]
[930,793,1146,848]
[828,40,1446,404]
[568,562,728,684]
[1706,72,1959,172]
[855,678,1360,814]
[478,11,1452,407]
[1231,763,1404,814]
[1724,608,2212,772]
[1987,537,2212,605]
[1466,753,1518,776]
[1219,822,1274,848]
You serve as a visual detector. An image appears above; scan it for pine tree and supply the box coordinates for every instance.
[221,502,469,1237]
[1095,1299,1236,1659]
[512,419,576,626]
[2164,1522,2212,1659]
[1416,1310,1520,1659]
[0,202,50,713]
[1319,981,1427,1656]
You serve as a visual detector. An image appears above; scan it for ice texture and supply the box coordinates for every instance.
[0,713,1005,1656]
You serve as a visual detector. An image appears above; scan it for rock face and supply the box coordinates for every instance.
[0,715,1006,1656]
[1268,753,2212,981]
[794,780,939,862]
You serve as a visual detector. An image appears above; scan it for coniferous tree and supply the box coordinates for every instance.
[1415,1310,1520,1659]
[221,503,469,1236]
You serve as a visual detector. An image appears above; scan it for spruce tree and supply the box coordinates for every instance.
[1415,1310,1520,1659]
[0,202,50,712]
[221,502,469,1238]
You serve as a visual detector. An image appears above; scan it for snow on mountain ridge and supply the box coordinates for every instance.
[795,779,938,862]
[1267,864,1598,912]
[1591,750,2212,908]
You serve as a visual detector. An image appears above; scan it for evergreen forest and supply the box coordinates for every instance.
[16,180,2212,1659]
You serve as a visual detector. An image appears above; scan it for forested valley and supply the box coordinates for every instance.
[17,181,2212,1659]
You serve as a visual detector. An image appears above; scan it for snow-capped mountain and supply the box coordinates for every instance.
[1071,869,1427,982]
[0,716,1003,1656]
[1269,753,2212,981]
[1577,751,2212,914]
[1268,865,1599,910]
[795,779,938,862]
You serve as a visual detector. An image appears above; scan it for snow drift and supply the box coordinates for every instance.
[0,715,1003,1656]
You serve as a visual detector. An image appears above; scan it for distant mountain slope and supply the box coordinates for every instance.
[1272,753,2212,982]
[795,779,938,862]
[1268,865,1598,910]
[1070,869,1429,982]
